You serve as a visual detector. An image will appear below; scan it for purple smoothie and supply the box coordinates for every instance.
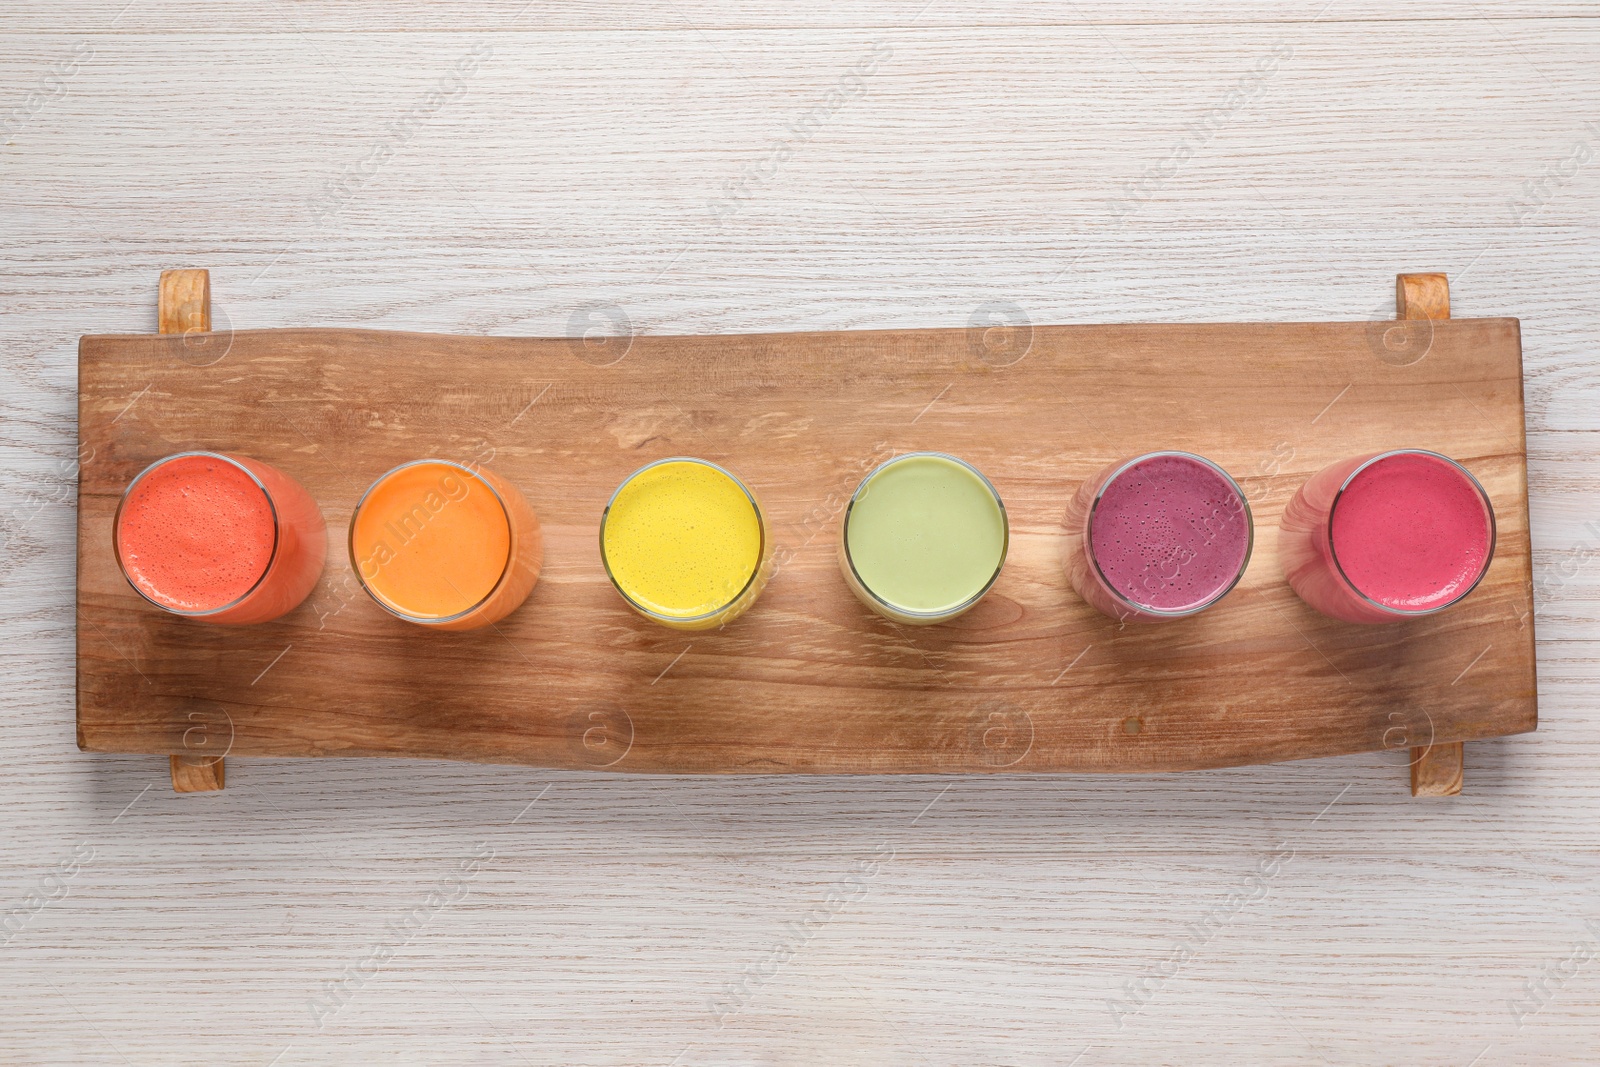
[1089,453,1251,613]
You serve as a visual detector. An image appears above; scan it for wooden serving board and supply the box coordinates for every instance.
[76,296,1536,781]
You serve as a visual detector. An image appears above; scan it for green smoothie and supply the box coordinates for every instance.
[843,453,1008,619]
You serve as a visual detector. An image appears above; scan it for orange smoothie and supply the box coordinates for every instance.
[349,460,542,629]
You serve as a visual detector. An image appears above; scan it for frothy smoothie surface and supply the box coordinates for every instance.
[1331,452,1492,612]
[845,454,1007,615]
[351,462,511,620]
[602,460,763,620]
[1089,453,1250,613]
[116,454,276,613]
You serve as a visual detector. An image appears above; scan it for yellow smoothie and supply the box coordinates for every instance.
[600,459,768,628]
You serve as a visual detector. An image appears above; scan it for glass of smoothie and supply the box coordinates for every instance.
[1280,449,1495,624]
[839,452,1009,625]
[114,451,327,625]
[349,460,543,631]
[1062,451,1252,622]
[600,458,771,631]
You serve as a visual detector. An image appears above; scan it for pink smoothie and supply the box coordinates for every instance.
[1330,452,1492,612]
[1089,453,1251,613]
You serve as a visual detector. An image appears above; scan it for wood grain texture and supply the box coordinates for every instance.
[156,269,210,336]
[1410,741,1464,797]
[4,2,1600,1063]
[77,320,1536,774]
[3,0,1593,31]
[166,753,224,792]
[1397,272,1451,322]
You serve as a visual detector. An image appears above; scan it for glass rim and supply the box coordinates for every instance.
[1085,450,1255,619]
[1326,448,1497,618]
[113,450,282,618]
[598,456,768,625]
[347,458,515,626]
[841,450,1010,621]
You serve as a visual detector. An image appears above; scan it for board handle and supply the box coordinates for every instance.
[1396,272,1463,797]
[159,269,211,334]
[170,754,225,792]
[159,270,226,794]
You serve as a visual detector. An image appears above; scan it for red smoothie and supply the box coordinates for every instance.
[1088,453,1251,614]
[1330,451,1492,612]
[116,454,278,613]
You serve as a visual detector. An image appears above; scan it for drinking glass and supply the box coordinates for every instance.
[1279,449,1494,624]
[600,458,771,631]
[349,459,542,630]
[1062,451,1252,622]
[839,452,1009,625]
[114,451,326,626]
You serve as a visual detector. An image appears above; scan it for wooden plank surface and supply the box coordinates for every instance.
[4,1,1594,31]
[76,320,1535,773]
[5,2,1600,1063]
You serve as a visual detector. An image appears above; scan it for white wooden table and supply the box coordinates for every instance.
[4,1,1598,1062]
